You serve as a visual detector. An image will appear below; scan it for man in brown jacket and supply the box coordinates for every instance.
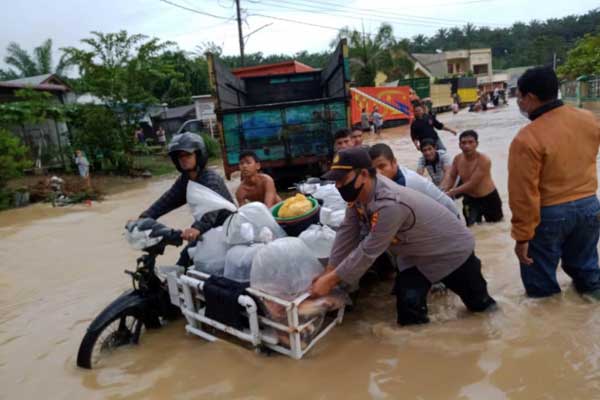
[508,66,600,298]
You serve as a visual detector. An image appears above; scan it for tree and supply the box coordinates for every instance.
[61,31,174,108]
[558,34,600,78]
[335,23,412,86]
[0,39,69,80]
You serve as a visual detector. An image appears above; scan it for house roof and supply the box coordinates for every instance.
[232,60,316,78]
[0,73,71,92]
[161,104,196,120]
[412,53,448,77]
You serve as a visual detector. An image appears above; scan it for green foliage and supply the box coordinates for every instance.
[0,128,31,188]
[0,89,69,127]
[201,133,221,159]
[335,24,413,86]
[67,105,133,174]
[0,38,69,79]
[408,9,600,70]
[61,31,174,109]
[558,34,600,78]
[220,50,332,70]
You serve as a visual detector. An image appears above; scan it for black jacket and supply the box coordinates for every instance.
[410,114,444,143]
[140,169,234,234]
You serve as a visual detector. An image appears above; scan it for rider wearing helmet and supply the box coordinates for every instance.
[139,132,234,266]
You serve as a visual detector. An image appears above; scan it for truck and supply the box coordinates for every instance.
[207,40,350,181]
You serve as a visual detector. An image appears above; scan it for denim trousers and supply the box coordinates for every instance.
[521,195,600,297]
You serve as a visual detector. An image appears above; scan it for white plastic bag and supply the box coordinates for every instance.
[187,181,237,221]
[320,207,346,229]
[125,227,162,250]
[191,227,229,276]
[224,244,263,283]
[299,224,336,260]
[313,184,346,211]
[250,237,324,300]
[223,202,286,245]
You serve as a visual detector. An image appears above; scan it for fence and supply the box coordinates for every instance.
[561,75,600,117]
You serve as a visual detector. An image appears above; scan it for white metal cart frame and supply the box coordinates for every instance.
[166,269,345,359]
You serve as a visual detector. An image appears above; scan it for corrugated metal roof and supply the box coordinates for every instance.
[232,60,316,78]
[4,73,54,85]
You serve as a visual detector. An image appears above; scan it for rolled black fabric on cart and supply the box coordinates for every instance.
[204,276,250,330]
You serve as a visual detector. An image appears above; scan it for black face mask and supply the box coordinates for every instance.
[338,172,364,202]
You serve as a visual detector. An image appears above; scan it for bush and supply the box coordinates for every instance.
[68,105,134,174]
[201,133,221,159]
[0,128,31,188]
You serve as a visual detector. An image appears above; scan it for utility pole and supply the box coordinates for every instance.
[553,52,557,70]
[235,0,244,66]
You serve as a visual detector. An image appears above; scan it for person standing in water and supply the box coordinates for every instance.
[442,130,503,226]
[509,66,600,299]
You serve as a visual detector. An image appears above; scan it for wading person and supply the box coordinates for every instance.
[138,132,234,266]
[442,130,503,226]
[509,66,600,298]
[410,102,457,151]
[310,148,496,325]
[416,138,452,188]
[333,128,352,153]
[360,108,370,133]
[235,150,281,208]
[369,143,458,216]
[371,106,383,135]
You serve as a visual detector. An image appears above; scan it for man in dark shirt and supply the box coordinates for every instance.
[139,132,234,266]
[410,102,457,152]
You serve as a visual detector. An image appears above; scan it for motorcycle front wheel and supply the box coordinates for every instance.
[76,309,145,369]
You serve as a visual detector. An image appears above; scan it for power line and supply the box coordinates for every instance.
[253,0,507,27]
[159,0,233,19]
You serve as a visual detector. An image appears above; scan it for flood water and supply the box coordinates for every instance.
[2,101,600,399]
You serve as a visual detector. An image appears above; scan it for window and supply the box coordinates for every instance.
[447,63,454,74]
[473,64,489,75]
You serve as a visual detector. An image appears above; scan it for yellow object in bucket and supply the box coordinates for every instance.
[278,194,313,218]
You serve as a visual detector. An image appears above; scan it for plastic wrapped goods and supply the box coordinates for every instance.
[224,202,286,245]
[319,207,346,229]
[299,224,336,260]
[250,237,324,300]
[190,227,229,276]
[278,194,313,218]
[187,181,237,221]
[223,244,263,283]
[313,184,346,211]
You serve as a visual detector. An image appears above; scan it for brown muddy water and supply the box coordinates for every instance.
[2,101,600,400]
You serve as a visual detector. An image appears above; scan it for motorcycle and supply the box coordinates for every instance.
[76,219,184,369]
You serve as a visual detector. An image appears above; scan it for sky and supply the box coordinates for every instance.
[0,0,598,71]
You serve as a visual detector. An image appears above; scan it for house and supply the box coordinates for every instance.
[375,53,434,86]
[153,104,196,135]
[0,73,72,169]
[412,48,493,79]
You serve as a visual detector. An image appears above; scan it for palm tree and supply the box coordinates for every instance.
[0,39,68,80]
[335,23,412,86]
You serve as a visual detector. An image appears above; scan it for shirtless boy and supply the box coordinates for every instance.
[441,130,503,226]
[235,150,281,208]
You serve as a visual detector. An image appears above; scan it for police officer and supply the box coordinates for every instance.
[310,147,496,325]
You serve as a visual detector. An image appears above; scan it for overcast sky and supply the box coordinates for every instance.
[0,0,598,71]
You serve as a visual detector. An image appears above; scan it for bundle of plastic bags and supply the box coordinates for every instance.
[299,224,336,262]
[223,244,263,283]
[186,181,285,246]
[223,202,286,245]
[250,237,324,300]
[189,226,229,276]
[312,184,346,211]
[319,207,346,229]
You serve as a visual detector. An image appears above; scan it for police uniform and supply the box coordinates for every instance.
[323,148,496,325]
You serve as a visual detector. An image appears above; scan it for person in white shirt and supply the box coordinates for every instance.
[369,143,458,216]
